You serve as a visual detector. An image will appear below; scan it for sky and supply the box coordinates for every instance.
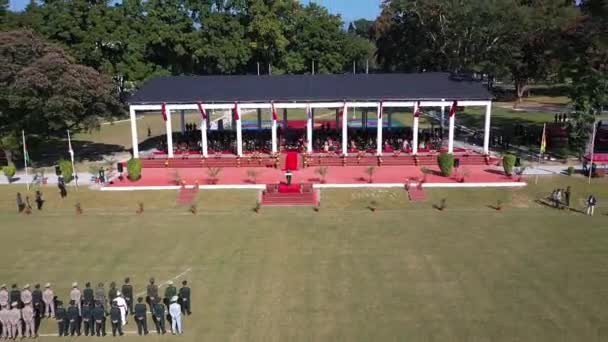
[9,0,383,22]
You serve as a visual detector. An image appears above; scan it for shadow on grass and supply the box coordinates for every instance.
[27,137,127,167]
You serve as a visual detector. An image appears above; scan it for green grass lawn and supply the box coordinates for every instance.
[1,176,607,340]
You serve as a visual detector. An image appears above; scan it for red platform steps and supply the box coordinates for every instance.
[261,183,318,206]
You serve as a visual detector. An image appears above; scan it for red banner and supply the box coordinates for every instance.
[449,101,458,117]
[414,101,421,118]
[196,102,207,120]
[272,102,277,121]
[161,102,167,122]
[233,102,240,121]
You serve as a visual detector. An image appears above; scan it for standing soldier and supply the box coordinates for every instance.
[0,304,9,339]
[121,278,134,315]
[92,301,106,337]
[152,298,167,335]
[67,300,80,336]
[21,284,32,307]
[108,282,118,303]
[22,304,35,338]
[9,302,22,338]
[0,284,9,309]
[42,283,55,318]
[146,278,159,312]
[169,296,182,335]
[81,302,93,336]
[9,285,20,307]
[32,284,42,318]
[178,280,191,315]
[109,302,123,337]
[164,281,177,311]
[83,282,94,306]
[55,301,67,337]
[134,297,148,336]
[113,291,128,326]
[94,283,106,313]
[70,282,82,315]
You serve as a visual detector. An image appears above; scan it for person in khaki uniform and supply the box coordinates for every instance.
[21,284,32,307]
[21,304,35,338]
[0,305,10,338]
[8,302,22,338]
[42,283,55,318]
[70,282,82,314]
[0,284,9,309]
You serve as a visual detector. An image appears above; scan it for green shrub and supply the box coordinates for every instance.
[2,165,16,183]
[567,166,575,176]
[437,153,454,177]
[58,159,74,183]
[127,158,142,181]
[502,154,517,176]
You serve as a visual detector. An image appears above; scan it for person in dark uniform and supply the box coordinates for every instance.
[9,284,20,307]
[109,302,123,337]
[55,301,67,337]
[94,283,106,313]
[163,281,177,312]
[121,278,133,315]
[92,300,106,337]
[152,298,166,335]
[81,302,93,336]
[146,278,158,312]
[83,282,94,306]
[31,284,42,334]
[67,300,80,336]
[178,280,191,315]
[35,191,44,210]
[134,297,148,336]
[108,282,118,304]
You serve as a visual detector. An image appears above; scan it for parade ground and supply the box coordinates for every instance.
[0,176,607,341]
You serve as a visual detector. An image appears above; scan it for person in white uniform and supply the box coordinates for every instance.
[112,291,128,326]
[168,296,182,335]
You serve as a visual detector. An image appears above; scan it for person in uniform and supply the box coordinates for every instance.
[9,285,20,307]
[113,291,128,326]
[178,280,191,315]
[152,298,167,335]
[169,296,182,335]
[83,282,94,306]
[94,283,106,313]
[92,300,106,337]
[22,304,35,338]
[163,280,177,311]
[55,301,67,336]
[32,284,42,319]
[81,302,93,336]
[134,297,148,336]
[146,278,158,312]
[21,284,32,307]
[121,278,134,315]
[67,300,80,336]
[109,302,123,337]
[108,282,118,303]
[42,283,55,318]
[0,284,9,309]
[0,304,9,339]
[8,302,21,338]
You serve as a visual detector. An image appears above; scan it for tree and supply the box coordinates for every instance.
[0,30,123,164]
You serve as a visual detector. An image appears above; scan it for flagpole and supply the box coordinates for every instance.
[588,120,597,184]
[22,130,29,190]
[67,129,78,189]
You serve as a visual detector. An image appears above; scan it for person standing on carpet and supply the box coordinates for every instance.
[285,169,293,185]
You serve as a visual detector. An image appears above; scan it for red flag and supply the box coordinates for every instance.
[197,102,207,120]
[161,102,168,122]
[233,102,240,121]
[272,102,278,121]
[449,101,458,117]
[378,102,383,119]
[339,102,346,117]
[414,101,421,118]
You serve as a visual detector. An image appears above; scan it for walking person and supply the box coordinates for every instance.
[134,297,149,336]
[178,280,191,315]
[121,278,134,315]
[42,283,55,318]
[16,193,25,213]
[587,195,597,216]
[109,302,123,336]
[152,298,166,335]
[22,304,35,338]
[169,296,182,335]
[35,190,44,210]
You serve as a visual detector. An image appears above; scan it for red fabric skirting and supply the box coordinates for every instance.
[278,183,300,193]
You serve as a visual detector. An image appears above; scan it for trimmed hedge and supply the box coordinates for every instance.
[58,159,73,183]
[127,158,142,181]
[502,154,517,176]
[2,165,16,183]
[437,153,454,177]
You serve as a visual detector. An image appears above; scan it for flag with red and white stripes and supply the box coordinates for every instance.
[197,102,207,120]
[233,102,240,121]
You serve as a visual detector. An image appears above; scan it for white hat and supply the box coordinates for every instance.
[23,284,30,289]
[0,284,5,289]
[168,280,173,285]
[10,302,17,307]
[45,283,51,288]
[116,291,121,296]
[72,282,78,287]
[171,296,178,302]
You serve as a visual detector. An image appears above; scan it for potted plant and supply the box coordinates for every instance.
[502,154,517,178]
[369,200,378,212]
[566,166,575,176]
[437,153,454,177]
[2,165,16,184]
[438,198,447,211]
[365,166,376,183]
[315,166,328,184]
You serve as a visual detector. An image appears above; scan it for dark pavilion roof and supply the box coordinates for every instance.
[128,72,492,105]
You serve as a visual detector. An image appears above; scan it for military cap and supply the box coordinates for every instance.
[45,283,51,288]
[168,280,173,285]
[171,296,178,302]
[23,284,30,289]
[72,282,78,287]
[11,302,17,307]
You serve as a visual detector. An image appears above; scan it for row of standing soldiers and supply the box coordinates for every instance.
[0,277,191,337]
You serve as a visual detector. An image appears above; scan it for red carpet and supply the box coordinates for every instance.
[278,183,300,193]
[285,152,298,171]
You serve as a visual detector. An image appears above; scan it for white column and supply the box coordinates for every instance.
[236,105,243,156]
[483,102,492,154]
[306,106,313,153]
[271,119,277,154]
[412,103,420,155]
[448,112,455,154]
[376,103,383,156]
[180,110,186,134]
[166,108,174,158]
[201,118,208,157]
[342,105,348,155]
[129,106,139,158]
